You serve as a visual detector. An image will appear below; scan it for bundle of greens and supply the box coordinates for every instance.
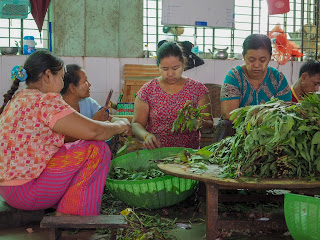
[162,94,320,179]
[171,100,210,133]
[108,166,165,180]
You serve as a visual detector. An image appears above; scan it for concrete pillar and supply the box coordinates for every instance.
[51,0,143,57]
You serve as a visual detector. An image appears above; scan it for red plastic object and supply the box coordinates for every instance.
[267,0,290,15]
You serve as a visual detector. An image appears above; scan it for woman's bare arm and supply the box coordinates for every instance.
[221,99,240,120]
[132,97,161,149]
[53,111,131,141]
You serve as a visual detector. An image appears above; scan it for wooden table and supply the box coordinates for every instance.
[158,163,320,240]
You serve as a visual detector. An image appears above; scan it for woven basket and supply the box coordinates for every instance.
[106,147,198,209]
[116,102,134,115]
[284,193,320,240]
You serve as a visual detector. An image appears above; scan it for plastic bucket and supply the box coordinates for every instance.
[23,36,35,55]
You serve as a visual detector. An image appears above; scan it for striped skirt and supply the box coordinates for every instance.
[0,140,111,216]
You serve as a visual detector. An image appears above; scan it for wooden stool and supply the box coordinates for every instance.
[40,215,128,240]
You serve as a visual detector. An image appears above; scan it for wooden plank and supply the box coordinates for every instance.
[124,64,159,69]
[124,64,160,78]
[40,215,127,229]
[158,163,320,189]
[124,68,159,71]
[49,228,61,240]
[124,80,149,86]
[122,64,160,103]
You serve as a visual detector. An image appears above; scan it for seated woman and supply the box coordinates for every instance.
[0,50,131,216]
[61,64,117,121]
[61,64,130,143]
[132,41,213,150]
[213,34,292,143]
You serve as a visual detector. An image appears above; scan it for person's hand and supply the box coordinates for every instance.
[93,107,109,121]
[114,119,132,137]
[143,133,161,149]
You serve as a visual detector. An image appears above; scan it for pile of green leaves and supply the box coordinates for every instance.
[108,166,165,180]
[164,94,320,179]
[171,100,210,133]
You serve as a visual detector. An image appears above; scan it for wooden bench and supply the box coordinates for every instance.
[123,64,160,103]
[40,215,128,240]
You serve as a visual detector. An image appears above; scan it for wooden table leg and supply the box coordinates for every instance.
[206,183,218,240]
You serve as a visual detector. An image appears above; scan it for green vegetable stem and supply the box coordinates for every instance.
[171,100,210,133]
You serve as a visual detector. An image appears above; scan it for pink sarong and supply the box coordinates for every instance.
[0,140,110,216]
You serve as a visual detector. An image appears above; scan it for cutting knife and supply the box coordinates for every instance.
[104,89,114,108]
[99,89,113,116]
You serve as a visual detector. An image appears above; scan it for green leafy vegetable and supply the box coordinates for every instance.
[163,94,320,179]
[171,100,210,133]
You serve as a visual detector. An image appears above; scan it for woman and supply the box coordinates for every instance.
[214,34,292,142]
[132,41,213,150]
[61,64,130,145]
[0,50,131,216]
[61,64,117,122]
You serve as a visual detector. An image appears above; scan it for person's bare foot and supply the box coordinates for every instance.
[55,211,71,216]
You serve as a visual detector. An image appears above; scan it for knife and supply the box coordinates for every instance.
[104,89,114,108]
[99,89,113,114]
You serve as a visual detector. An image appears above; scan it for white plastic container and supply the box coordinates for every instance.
[23,36,35,55]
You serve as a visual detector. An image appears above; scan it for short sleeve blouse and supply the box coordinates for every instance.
[0,89,75,184]
[137,78,208,149]
[79,97,102,119]
[220,66,292,107]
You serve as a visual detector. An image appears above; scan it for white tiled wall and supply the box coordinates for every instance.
[0,56,304,107]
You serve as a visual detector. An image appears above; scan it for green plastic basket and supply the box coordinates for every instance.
[106,147,199,209]
[284,193,320,240]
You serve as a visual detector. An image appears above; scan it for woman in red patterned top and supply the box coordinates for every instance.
[0,50,131,216]
[132,42,213,149]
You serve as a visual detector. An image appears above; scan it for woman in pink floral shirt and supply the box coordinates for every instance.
[132,42,213,149]
[0,51,131,216]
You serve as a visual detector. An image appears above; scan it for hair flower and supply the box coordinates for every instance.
[11,65,28,82]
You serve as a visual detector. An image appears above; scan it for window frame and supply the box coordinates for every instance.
[0,7,50,53]
[143,0,320,60]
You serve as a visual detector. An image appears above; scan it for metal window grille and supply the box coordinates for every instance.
[0,10,49,51]
[143,0,319,60]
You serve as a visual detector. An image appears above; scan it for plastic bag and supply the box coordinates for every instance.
[269,24,303,65]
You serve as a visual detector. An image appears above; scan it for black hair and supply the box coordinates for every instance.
[299,60,320,78]
[242,34,272,56]
[60,64,83,95]
[0,50,64,114]
[156,41,186,67]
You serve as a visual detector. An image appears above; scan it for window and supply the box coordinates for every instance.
[0,11,49,51]
[143,0,319,59]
